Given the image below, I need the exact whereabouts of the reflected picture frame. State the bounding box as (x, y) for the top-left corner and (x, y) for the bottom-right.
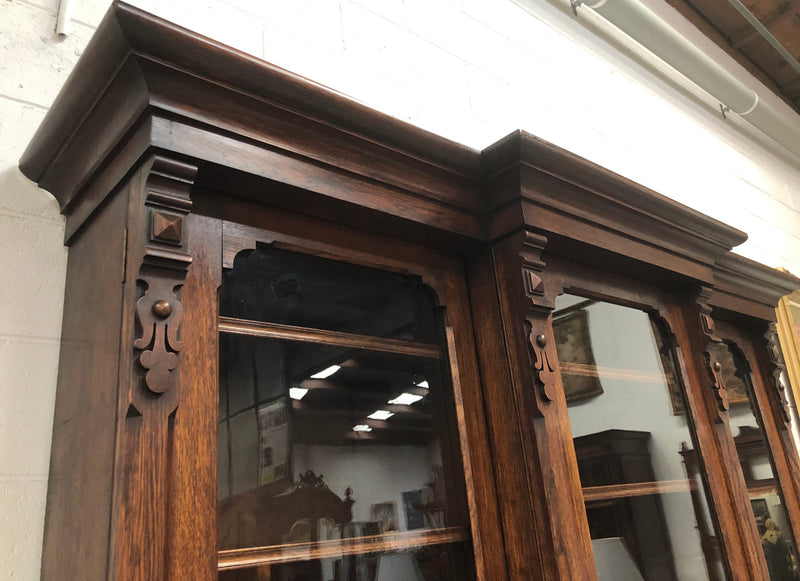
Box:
(552, 309), (604, 403)
(777, 291), (800, 418)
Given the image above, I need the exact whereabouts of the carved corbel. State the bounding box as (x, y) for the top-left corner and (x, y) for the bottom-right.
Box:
(696, 286), (731, 419)
(764, 323), (791, 424)
(519, 231), (558, 411)
(132, 156), (197, 409)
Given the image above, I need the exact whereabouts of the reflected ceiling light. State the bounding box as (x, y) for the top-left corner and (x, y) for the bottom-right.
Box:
(353, 424), (372, 432)
(415, 380), (429, 389)
(367, 410), (394, 420)
(388, 393), (423, 405)
(289, 387), (308, 400)
(310, 365), (340, 379)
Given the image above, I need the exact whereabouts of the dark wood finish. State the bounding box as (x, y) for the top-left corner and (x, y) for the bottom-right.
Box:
(218, 317), (441, 359)
(23, 2), (800, 580)
(697, 286), (734, 417)
(164, 192), (221, 579)
(111, 155), (213, 580)
(214, 202), (504, 581)
(785, 75), (800, 97)
(481, 131), (746, 284)
(219, 527), (469, 570)
(547, 257), (769, 579)
(20, 3), (483, 251)
(718, 321), (800, 561)
(132, 157), (195, 395)
(467, 232), (594, 580)
(582, 479), (695, 502)
(40, 183), (129, 581)
(764, 323), (793, 424)
(438, 266), (509, 581)
(675, 289), (771, 579)
(711, 253), (800, 321)
(731, 1), (800, 48)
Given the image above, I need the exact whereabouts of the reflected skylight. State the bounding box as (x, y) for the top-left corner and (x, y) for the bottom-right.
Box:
(388, 393), (423, 405)
(310, 365), (340, 379)
(289, 387), (308, 400)
(367, 410), (394, 420)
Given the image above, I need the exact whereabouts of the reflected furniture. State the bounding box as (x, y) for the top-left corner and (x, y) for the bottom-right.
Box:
(574, 430), (676, 581)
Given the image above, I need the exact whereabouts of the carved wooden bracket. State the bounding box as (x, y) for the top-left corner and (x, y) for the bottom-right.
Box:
(764, 323), (791, 424)
(133, 156), (197, 401)
(520, 231), (551, 311)
(135, 257), (190, 395)
(527, 327), (557, 403)
(519, 231), (558, 410)
(696, 286), (730, 418)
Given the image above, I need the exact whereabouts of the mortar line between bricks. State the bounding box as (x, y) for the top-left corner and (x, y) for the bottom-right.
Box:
(7, 0), (57, 17)
(8, 0), (101, 31)
(0, 332), (61, 344)
(0, 207), (65, 225)
(0, 474), (49, 482)
(0, 94), (49, 112)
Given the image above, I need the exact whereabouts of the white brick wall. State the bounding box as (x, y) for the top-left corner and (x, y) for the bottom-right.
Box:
(2, 0), (799, 577)
(1, 2), (71, 577)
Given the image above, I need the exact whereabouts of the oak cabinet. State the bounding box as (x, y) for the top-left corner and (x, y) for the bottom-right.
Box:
(21, 3), (800, 580)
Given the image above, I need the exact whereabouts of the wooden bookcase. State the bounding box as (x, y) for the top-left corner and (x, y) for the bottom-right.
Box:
(20, 3), (800, 580)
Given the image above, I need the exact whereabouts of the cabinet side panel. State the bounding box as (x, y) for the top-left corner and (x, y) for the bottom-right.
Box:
(41, 187), (129, 580)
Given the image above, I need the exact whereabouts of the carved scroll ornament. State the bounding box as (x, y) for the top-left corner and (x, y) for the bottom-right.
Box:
(527, 327), (557, 402)
(132, 156), (197, 400)
(135, 268), (185, 394)
(765, 323), (791, 424)
(697, 287), (730, 418)
(519, 231), (558, 410)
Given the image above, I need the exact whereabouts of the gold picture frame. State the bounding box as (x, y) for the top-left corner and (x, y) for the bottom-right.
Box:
(776, 290), (800, 414)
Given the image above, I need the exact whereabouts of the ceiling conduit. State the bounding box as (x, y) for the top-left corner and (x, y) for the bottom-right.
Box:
(564, 0), (800, 160)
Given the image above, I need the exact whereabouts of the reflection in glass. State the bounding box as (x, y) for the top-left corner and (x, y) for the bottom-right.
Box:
(219, 543), (463, 581)
(217, 247), (473, 581)
(220, 247), (438, 344)
(712, 343), (800, 580)
(553, 294), (725, 581)
(218, 338), (450, 546)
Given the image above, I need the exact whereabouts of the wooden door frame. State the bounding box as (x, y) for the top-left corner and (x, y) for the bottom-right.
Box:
(216, 194), (508, 581)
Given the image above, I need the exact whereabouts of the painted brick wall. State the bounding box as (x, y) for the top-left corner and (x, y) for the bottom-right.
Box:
(2, 0), (799, 578)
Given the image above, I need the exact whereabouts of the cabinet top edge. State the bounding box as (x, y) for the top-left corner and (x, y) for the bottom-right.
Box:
(19, 0), (795, 307)
(19, 1), (482, 189)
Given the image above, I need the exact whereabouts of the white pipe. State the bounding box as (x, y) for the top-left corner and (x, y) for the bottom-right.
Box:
(577, 0), (800, 161)
(56, 0), (73, 37)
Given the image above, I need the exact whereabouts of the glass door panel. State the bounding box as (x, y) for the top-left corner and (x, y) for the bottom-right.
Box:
(553, 294), (726, 581)
(712, 342), (800, 580)
(217, 246), (474, 581)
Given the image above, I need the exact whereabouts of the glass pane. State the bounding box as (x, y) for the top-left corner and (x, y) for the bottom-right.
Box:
(218, 337), (462, 548)
(712, 343), (800, 580)
(220, 247), (438, 344)
(218, 336), (472, 578)
(218, 246), (473, 580)
(219, 540), (473, 581)
(553, 294), (725, 581)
